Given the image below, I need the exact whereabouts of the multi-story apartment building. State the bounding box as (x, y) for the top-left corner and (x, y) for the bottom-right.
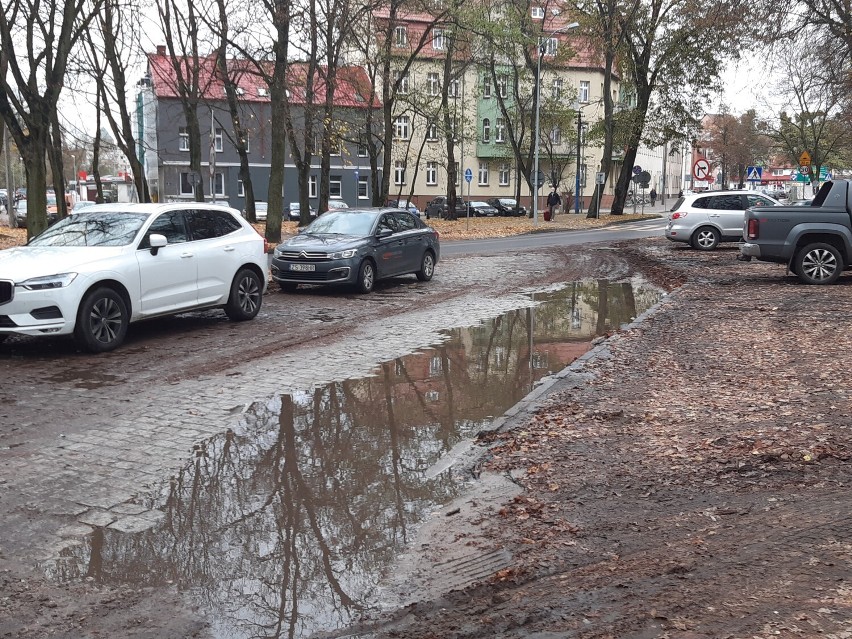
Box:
(137, 47), (381, 209)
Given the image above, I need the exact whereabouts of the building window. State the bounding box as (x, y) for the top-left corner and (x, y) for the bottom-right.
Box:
(214, 127), (224, 152)
(238, 180), (245, 197)
(498, 75), (508, 98)
(393, 70), (409, 95)
(394, 115), (410, 140)
(482, 118), (491, 143)
(545, 37), (558, 56)
(426, 161), (437, 185)
(499, 163), (510, 186)
(330, 176), (342, 198)
(426, 121), (438, 141)
(309, 175), (317, 198)
(394, 161), (406, 185)
(358, 135), (368, 157)
(453, 161), (459, 186)
(482, 76), (491, 98)
(550, 126), (562, 145)
(531, 6), (544, 18)
(449, 78), (460, 98)
(579, 80), (590, 103)
(213, 172), (225, 196)
(179, 127), (189, 151)
(358, 175), (369, 199)
(433, 28), (446, 50)
(427, 72), (440, 96)
(478, 161), (489, 185)
(179, 172), (194, 195)
(496, 117), (505, 142)
(551, 77), (563, 99)
(394, 25), (408, 46)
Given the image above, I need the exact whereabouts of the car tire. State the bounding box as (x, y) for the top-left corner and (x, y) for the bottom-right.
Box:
(225, 268), (263, 320)
(794, 242), (843, 285)
(691, 226), (720, 250)
(74, 286), (129, 353)
(278, 282), (298, 293)
(416, 251), (436, 282)
(356, 260), (375, 294)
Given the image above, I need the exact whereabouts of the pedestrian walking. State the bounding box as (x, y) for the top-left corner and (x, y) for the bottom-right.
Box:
(649, 187), (657, 207)
(546, 189), (561, 221)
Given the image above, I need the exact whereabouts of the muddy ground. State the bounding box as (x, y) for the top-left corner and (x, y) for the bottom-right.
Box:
(3, 237), (852, 638)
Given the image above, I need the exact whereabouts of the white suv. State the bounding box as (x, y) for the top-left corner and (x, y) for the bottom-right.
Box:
(0, 203), (267, 352)
(666, 191), (780, 250)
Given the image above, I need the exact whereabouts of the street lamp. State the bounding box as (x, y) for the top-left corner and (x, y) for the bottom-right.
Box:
(532, 21), (579, 226)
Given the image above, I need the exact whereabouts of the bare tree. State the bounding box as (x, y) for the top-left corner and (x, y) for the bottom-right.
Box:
(0, 0), (103, 237)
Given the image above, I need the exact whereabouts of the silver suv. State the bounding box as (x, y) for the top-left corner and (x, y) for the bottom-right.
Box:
(666, 191), (780, 250)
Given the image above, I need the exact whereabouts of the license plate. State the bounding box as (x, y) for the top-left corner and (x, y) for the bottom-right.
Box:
(290, 263), (316, 272)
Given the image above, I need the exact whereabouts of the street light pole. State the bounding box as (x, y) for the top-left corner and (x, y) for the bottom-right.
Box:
(532, 21), (579, 226)
(575, 109), (582, 214)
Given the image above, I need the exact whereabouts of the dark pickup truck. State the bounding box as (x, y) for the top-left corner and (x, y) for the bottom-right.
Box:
(740, 180), (852, 284)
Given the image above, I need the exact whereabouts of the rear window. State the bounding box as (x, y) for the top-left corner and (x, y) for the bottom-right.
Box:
(669, 197), (685, 211)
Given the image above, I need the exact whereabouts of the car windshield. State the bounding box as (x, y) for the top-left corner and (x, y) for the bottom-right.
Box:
(471, 201), (489, 207)
(28, 211), (149, 247)
(304, 211), (376, 235)
(499, 199), (516, 206)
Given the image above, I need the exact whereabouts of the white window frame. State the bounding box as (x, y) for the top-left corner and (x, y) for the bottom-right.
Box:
(426, 121), (438, 141)
(358, 175), (369, 199)
(545, 37), (558, 56)
(498, 75), (508, 98)
(394, 160), (406, 185)
(213, 172), (225, 196)
(496, 117), (505, 142)
(179, 127), (189, 152)
(426, 161), (438, 185)
(179, 172), (194, 195)
(214, 127), (224, 152)
(394, 115), (410, 140)
(449, 78), (460, 98)
(309, 175), (318, 198)
(238, 180), (245, 197)
(579, 80), (590, 103)
(551, 78), (563, 99)
(482, 118), (491, 143)
(478, 161), (489, 186)
(482, 76), (491, 98)
(433, 28), (446, 50)
(393, 70), (409, 95)
(550, 126), (562, 145)
(499, 163), (510, 186)
(329, 176), (342, 198)
(531, 6), (544, 18)
(427, 72), (440, 96)
(394, 25), (408, 46)
(358, 135), (368, 157)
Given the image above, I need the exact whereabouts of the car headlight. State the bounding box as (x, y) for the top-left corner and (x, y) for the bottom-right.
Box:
(328, 249), (357, 259)
(21, 273), (78, 290)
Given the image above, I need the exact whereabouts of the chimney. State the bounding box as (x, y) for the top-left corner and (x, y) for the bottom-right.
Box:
(157, 45), (166, 56)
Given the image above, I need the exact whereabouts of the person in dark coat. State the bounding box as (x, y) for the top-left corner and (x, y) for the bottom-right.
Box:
(649, 187), (657, 206)
(546, 189), (561, 221)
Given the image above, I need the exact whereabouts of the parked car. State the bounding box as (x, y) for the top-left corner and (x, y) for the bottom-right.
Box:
(72, 200), (97, 212)
(284, 202), (317, 222)
(270, 208), (440, 294)
(14, 198), (60, 228)
(0, 203), (267, 352)
(468, 201), (499, 217)
(322, 200), (350, 213)
(791, 198), (814, 206)
(665, 190), (781, 250)
(487, 198), (527, 217)
(425, 196), (467, 219)
(388, 199), (421, 218)
(243, 201), (268, 221)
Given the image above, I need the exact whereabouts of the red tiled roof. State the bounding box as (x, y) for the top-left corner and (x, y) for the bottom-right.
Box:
(147, 53), (378, 109)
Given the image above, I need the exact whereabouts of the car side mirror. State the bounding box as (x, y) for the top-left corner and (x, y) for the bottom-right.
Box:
(377, 228), (394, 238)
(149, 233), (167, 256)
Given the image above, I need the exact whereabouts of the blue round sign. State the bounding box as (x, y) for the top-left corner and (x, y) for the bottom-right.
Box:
(464, 168), (473, 183)
(632, 165), (642, 175)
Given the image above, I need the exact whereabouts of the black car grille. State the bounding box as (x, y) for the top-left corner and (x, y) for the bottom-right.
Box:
(285, 271), (344, 282)
(0, 315), (17, 327)
(0, 281), (12, 305)
(278, 251), (329, 261)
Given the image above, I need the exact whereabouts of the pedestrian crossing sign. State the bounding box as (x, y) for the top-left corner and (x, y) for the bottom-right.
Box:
(746, 166), (763, 181)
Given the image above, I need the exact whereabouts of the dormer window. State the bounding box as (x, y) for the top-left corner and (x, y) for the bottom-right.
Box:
(531, 6), (544, 18)
(394, 26), (408, 46)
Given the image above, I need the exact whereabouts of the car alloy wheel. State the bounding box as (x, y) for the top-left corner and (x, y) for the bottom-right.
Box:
(225, 268), (263, 320)
(796, 243), (842, 285)
(74, 287), (129, 353)
(357, 260), (375, 293)
(691, 226), (720, 250)
(416, 251), (435, 281)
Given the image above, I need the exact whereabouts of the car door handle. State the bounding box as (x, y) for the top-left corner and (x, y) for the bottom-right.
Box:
(223, 246), (235, 252)
(180, 252), (194, 259)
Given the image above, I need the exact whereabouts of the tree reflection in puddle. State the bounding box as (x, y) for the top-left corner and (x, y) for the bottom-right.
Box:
(44, 279), (661, 637)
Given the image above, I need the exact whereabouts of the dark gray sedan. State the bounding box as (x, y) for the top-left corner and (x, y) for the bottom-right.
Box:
(270, 208), (440, 293)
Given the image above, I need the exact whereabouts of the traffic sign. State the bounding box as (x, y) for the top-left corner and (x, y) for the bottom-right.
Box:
(799, 151), (812, 167)
(596, 172), (606, 185)
(800, 164), (810, 174)
(746, 166), (763, 181)
(692, 158), (710, 181)
(464, 168), (473, 183)
(632, 165), (642, 175)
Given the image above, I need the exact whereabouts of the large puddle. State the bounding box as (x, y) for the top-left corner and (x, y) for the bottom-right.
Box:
(44, 279), (662, 637)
